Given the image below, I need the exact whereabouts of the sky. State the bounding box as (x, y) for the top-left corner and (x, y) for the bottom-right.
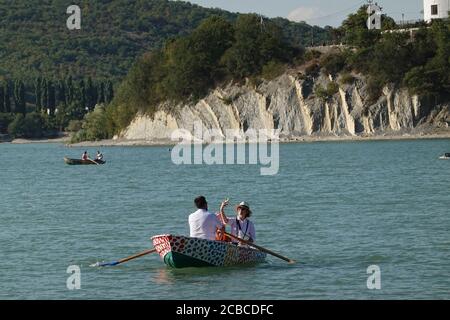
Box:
(180, 0), (425, 27)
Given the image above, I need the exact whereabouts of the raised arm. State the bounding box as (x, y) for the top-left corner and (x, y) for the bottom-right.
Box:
(218, 199), (229, 225)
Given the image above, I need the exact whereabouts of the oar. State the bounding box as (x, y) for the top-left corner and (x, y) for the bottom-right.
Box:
(223, 232), (295, 264)
(97, 248), (157, 267)
(88, 158), (99, 166)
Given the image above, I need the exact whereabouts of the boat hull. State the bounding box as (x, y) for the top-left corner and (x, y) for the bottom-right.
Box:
(152, 235), (266, 268)
(64, 157), (106, 165)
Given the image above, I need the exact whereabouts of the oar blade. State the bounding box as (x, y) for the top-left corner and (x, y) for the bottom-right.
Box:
(93, 248), (156, 268)
(95, 261), (119, 267)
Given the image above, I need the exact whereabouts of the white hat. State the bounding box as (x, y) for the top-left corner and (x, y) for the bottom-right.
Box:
(237, 201), (252, 214)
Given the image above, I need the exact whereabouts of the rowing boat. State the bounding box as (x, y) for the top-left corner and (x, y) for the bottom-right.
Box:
(151, 234), (266, 268)
(64, 157), (106, 165)
(439, 153), (450, 160)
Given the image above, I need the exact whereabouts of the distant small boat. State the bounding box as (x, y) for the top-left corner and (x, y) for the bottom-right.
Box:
(151, 234), (266, 268)
(439, 153), (450, 160)
(64, 157), (106, 165)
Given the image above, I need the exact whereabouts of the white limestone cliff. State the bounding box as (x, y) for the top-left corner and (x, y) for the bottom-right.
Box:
(120, 73), (450, 142)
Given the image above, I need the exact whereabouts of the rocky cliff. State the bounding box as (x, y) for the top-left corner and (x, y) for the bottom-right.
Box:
(119, 72), (450, 142)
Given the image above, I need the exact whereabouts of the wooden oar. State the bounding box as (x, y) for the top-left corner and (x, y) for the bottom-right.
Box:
(97, 248), (157, 267)
(223, 232), (295, 264)
(88, 158), (99, 166)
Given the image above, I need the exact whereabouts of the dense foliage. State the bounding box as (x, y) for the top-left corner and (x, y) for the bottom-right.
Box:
(0, 0), (330, 82)
(317, 6), (450, 101)
(104, 8), (450, 140)
(2, 2), (448, 142)
(0, 76), (113, 137)
(0, 0), (332, 141)
(106, 14), (301, 135)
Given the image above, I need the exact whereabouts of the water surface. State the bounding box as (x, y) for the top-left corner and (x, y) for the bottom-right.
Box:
(0, 140), (449, 299)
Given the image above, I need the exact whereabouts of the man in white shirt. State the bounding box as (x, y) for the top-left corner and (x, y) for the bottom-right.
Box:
(189, 196), (222, 240)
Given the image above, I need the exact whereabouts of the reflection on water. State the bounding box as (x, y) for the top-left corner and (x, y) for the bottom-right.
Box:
(151, 262), (270, 285)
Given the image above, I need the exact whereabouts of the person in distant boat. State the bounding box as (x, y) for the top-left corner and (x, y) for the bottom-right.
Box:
(218, 200), (256, 244)
(82, 151), (89, 161)
(96, 151), (104, 161)
(189, 196), (223, 241)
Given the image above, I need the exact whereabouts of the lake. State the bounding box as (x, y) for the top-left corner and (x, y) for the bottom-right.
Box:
(0, 139), (449, 299)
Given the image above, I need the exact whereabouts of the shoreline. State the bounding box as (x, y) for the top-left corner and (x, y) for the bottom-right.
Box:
(3, 131), (450, 147)
(9, 137), (71, 144)
(61, 132), (450, 147)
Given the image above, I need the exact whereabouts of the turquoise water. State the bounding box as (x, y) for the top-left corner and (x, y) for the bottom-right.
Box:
(0, 140), (449, 299)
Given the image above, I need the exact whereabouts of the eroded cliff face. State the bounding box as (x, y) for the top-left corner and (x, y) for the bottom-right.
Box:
(120, 73), (450, 142)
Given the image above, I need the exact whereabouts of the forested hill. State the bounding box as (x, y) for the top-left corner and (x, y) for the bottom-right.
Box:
(0, 0), (330, 81)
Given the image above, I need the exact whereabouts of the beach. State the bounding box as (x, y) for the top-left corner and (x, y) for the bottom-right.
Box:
(36, 129), (450, 147)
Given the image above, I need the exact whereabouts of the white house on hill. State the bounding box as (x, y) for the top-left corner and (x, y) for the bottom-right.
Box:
(424, 0), (449, 22)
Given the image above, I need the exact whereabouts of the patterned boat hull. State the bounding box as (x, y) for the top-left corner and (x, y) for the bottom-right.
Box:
(151, 235), (266, 268)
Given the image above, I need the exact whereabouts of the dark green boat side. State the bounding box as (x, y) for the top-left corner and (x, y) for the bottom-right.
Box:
(163, 251), (214, 268)
(64, 157), (106, 165)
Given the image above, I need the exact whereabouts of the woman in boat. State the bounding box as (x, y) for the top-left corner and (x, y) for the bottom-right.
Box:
(217, 200), (256, 244)
(82, 151), (89, 161)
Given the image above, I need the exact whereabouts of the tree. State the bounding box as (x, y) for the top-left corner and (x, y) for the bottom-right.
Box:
(320, 51), (348, 75)
(71, 105), (109, 142)
(65, 76), (74, 106)
(86, 77), (97, 111)
(97, 82), (105, 104)
(3, 81), (11, 113)
(8, 114), (25, 137)
(370, 32), (412, 83)
(13, 80), (26, 115)
(78, 79), (87, 112)
(47, 80), (56, 116)
(0, 113), (14, 133)
(57, 80), (66, 108)
(221, 14), (287, 79)
(41, 78), (48, 111)
(35, 77), (42, 112)
(340, 6), (381, 48)
(0, 84), (4, 113)
(104, 80), (114, 104)
(162, 15), (235, 100)
(427, 20), (450, 94)
(23, 112), (44, 138)
(81, 105), (109, 140)
(404, 21), (450, 96)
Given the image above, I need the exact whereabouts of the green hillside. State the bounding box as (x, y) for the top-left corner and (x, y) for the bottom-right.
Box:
(0, 0), (330, 81)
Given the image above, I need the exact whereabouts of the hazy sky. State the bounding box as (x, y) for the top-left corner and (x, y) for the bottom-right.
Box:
(180, 0), (425, 27)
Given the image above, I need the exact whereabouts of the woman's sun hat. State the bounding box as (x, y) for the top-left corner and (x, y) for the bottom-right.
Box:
(236, 201), (252, 214)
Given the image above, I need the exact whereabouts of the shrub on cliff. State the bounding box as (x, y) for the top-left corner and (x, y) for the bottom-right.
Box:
(339, 73), (355, 85)
(261, 61), (287, 80)
(315, 82), (339, 101)
(320, 52), (348, 76)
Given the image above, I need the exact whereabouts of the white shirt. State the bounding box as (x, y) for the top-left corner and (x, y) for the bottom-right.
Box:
(225, 217), (256, 242)
(189, 209), (222, 241)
